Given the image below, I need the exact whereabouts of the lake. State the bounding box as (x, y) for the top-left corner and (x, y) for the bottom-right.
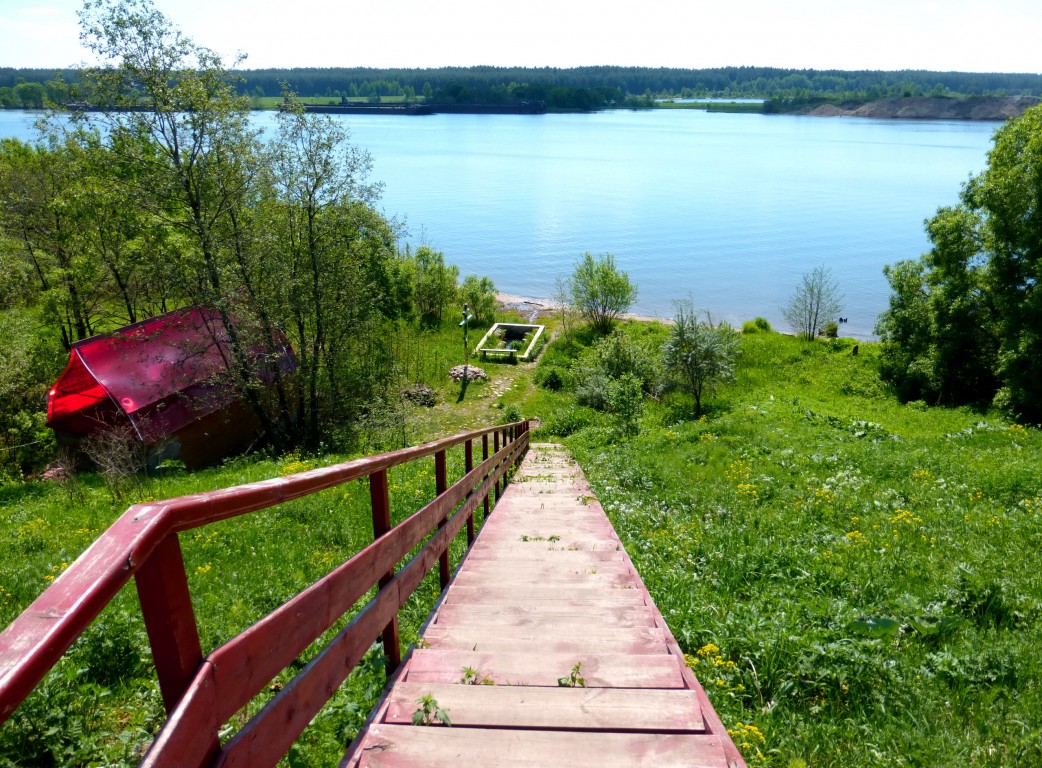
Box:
(1, 109), (999, 338)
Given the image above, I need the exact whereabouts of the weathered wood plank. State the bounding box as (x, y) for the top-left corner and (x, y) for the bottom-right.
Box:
(382, 683), (705, 731)
(433, 602), (659, 628)
(402, 649), (686, 688)
(442, 584), (646, 605)
(420, 626), (668, 654)
(350, 726), (731, 768)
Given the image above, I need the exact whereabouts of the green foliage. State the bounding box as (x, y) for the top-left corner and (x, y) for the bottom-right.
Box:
(562, 330), (1042, 767)
(660, 301), (739, 417)
(459, 274), (497, 325)
(567, 252), (637, 334)
(412, 694), (451, 726)
(742, 317), (773, 334)
(572, 328), (658, 411)
(533, 364), (566, 391)
(606, 374), (644, 436)
(0, 310), (63, 480)
(782, 265), (843, 339)
(410, 245), (460, 322)
(877, 106), (1042, 417)
(557, 662), (586, 688)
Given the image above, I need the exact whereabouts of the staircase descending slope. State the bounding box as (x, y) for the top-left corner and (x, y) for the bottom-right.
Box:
(343, 443), (745, 768)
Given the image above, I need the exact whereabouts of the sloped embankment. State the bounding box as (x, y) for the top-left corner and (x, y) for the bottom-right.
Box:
(811, 95), (1040, 120)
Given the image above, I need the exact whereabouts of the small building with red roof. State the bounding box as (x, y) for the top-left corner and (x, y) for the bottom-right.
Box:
(47, 306), (295, 468)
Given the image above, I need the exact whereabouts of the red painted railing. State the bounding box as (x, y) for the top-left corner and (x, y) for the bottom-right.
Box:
(0, 420), (530, 766)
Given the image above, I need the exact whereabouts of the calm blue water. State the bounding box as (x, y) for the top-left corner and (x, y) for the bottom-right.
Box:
(1, 109), (998, 338)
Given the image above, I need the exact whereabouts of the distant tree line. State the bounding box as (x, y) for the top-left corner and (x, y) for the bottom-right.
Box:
(3, 65), (1040, 111)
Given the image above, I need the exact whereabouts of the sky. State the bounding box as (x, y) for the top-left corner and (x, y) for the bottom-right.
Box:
(1, 0), (1040, 74)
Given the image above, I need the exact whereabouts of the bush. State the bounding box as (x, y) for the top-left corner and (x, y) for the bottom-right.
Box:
(742, 317), (773, 334)
(823, 320), (839, 338)
(572, 330), (658, 411)
(534, 364), (566, 391)
(567, 252), (637, 334)
(540, 406), (594, 437)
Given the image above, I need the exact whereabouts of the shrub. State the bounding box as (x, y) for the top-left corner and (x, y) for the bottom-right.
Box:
(534, 365), (566, 391)
(742, 317), (773, 334)
(540, 406), (594, 437)
(823, 320), (839, 338)
(567, 252), (637, 334)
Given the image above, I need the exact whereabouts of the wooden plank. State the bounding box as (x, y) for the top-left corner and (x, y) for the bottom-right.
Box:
(421, 626), (668, 655)
(433, 602), (658, 628)
(442, 585), (646, 605)
(402, 650), (686, 688)
(382, 683), (705, 732)
(350, 726), (730, 768)
(463, 549), (628, 563)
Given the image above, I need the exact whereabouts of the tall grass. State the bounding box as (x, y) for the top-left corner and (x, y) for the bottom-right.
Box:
(4, 324), (1041, 766)
(558, 332), (1042, 766)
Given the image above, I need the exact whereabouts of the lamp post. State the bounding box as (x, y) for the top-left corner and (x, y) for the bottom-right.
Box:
(459, 303), (474, 379)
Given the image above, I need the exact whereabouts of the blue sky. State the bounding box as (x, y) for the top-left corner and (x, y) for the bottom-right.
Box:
(1, 0), (1040, 73)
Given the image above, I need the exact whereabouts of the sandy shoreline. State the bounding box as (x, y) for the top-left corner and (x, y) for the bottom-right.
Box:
(495, 292), (668, 324)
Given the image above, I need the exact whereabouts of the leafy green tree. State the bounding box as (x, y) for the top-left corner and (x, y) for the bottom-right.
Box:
(782, 265), (843, 339)
(459, 274), (497, 325)
(878, 104), (1042, 417)
(970, 105), (1042, 420)
(661, 300), (739, 417)
(567, 252), (637, 334)
(411, 245), (459, 321)
(75, 0), (288, 441)
(0, 137), (101, 347)
(13, 82), (46, 109)
(607, 373), (643, 436)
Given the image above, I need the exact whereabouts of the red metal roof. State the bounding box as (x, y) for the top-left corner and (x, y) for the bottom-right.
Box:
(47, 307), (293, 444)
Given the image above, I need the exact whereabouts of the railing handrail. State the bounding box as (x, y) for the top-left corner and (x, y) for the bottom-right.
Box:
(0, 420), (530, 750)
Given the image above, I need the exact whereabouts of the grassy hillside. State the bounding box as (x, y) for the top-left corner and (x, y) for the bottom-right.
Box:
(2, 319), (1040, 766)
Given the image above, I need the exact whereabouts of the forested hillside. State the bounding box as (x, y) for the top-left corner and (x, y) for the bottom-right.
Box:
(3, 64), (1040, 110)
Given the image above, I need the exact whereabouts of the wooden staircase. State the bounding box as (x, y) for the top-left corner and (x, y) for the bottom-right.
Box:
(343, 443), (744, 767)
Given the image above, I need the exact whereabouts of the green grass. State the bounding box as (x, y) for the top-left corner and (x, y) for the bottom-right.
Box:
(554, 331), (1042, 766)
(4, 321), (1041, 766)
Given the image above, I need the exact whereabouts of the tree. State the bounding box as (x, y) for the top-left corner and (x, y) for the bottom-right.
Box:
(459, 274), (497, 325)
(878, 103), (1042, 419)
(411, 245), (458, 321)
(661, 301), (739, 418)
(13, 82), (46, 109)
(568, 252), (637, 334)
(782, 265), (843, 339)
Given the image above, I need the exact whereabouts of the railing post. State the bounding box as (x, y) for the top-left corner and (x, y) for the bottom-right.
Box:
(493, 429), (502, 503)
(135, 533), (207, 715)
(464, 438), (475, 544)
(482, 434), (490, 521)
(369, 469), (401, 673)
(435, 449), (450, 589)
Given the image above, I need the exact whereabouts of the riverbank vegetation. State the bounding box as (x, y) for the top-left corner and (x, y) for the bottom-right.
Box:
(4, 63), (1040, 113)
